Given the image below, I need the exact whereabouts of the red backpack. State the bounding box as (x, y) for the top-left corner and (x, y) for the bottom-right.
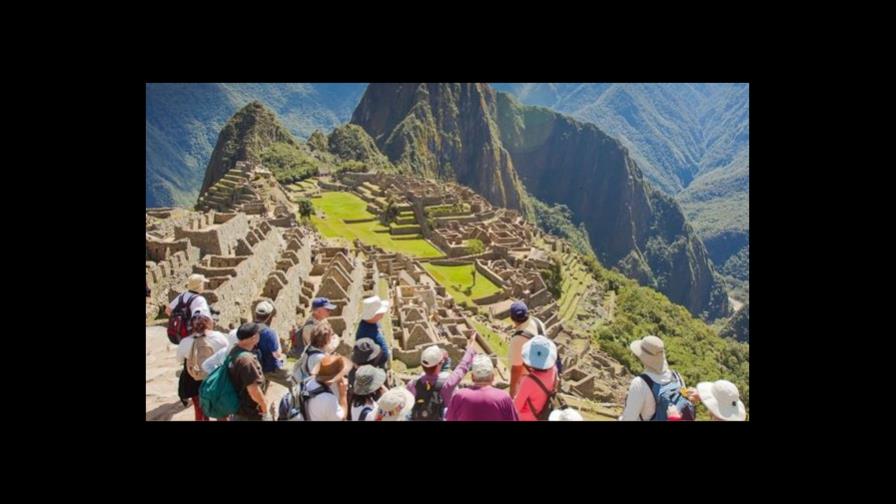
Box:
(166, 293), (197, 344)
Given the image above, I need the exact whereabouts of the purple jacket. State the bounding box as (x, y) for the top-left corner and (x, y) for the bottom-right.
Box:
(406, 346), (475, 405)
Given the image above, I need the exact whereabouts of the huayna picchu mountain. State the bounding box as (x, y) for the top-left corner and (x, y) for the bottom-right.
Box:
(351, 83), (730, 320)
(200, 101), (309, 194)
(350, 83), (530, 215)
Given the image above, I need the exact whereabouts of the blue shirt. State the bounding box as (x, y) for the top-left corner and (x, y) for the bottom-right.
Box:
(355, 320), (390, 364)
(257, 325), (282, 373)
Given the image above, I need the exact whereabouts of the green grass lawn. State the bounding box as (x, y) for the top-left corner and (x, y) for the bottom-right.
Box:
(422, 263), (503, 306)
(310, 192), (443, 258)
(471, 319), (508, 357)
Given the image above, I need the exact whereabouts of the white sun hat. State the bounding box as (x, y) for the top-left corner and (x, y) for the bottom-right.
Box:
(696, 380), (746, 421)
(361, 296), (390, 321)
(375, 387), (415, 421)
(521, 335), (557, 370)
(420, 346), (444, 368)
(549, 408), (584, 421)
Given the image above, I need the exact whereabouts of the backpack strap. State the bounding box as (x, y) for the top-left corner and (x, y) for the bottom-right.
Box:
(534, 317), (546, 336)
(301, 382), (334, 421)
(523, 371), (557, 418)
(175, 293), (194, 313)
(359, 406), (373, 421)
(302, 348), (323, 376)
(638, 374), (660, 421)
(512, 329), (536, 339)
(672, 370), (684, 388)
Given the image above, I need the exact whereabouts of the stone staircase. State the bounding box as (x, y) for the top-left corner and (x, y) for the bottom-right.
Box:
(196, 167), (252, 212)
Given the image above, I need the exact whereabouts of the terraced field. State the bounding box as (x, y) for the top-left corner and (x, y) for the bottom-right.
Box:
(422, 263), (503, 306)
(310, 192), (443, 258)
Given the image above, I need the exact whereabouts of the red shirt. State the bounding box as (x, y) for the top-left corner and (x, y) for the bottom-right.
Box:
(513, 367), (558, 421)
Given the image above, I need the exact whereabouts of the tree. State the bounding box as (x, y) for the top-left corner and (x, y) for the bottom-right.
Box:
(467, 238), (485, 255)
(380, 197), (398, 225)
(297, 198), (314, 221)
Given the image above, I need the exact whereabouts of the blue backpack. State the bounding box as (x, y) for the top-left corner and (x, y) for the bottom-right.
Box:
(639, 371), (696, 421)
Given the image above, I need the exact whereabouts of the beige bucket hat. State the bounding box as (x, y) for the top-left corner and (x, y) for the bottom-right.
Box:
(629, 335), (667, 373)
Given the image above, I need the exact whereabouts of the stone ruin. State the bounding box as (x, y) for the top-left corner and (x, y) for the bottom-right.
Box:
(195, 161), (296, 224)
(148, 168), (631, 411)
(146, 207), (315, 346)
(307, 246), (365, 345)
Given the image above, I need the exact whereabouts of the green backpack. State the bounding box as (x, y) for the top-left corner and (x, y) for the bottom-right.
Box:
(199, 350), (250, 419)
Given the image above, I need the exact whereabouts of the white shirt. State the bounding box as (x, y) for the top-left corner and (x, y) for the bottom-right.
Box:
(176, 331), (230, 364)
(168, 291), (209, 315)
(304, 379), (344, 421)
(350, 401), (378, 421)
(201, 330), (241, 374)
(619, 364), (686, 421)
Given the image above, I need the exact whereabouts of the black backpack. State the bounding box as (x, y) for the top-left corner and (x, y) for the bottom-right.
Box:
(410, 374), (447, 421)
(524, 371), (566, 421)
(166, 293), (198, 344)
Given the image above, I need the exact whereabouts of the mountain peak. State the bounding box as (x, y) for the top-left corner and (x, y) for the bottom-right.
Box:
(351, 83), (529, 215)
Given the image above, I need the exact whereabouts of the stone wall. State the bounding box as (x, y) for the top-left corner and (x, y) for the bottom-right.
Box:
(256, 227), (314, 344)
(145, 238), (200, 321)
(474, 259), (508, 288)
(174, 212), (250, 257)
(202, 221), (284, 330)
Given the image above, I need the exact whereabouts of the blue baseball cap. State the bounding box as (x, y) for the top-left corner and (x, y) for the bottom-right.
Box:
(509, 301), (529, 321)
(312, 297), (337, 310)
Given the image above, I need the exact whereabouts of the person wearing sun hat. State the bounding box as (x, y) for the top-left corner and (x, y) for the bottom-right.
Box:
(446, 354), (518, 421)
(619, 335), (693, 421)
(373, 387), (415, 421)
(349, 365), (388, 421)
(165, 273), (210, 319)
(347, 338), (385, 404)
(691, 380), (747, 421)
(513, 335), (560, 421)
(303, 354), (351, 421)
(355, 296), (392, 367)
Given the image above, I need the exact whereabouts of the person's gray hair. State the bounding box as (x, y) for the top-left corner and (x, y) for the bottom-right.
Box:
(472, 370), (495, 384)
